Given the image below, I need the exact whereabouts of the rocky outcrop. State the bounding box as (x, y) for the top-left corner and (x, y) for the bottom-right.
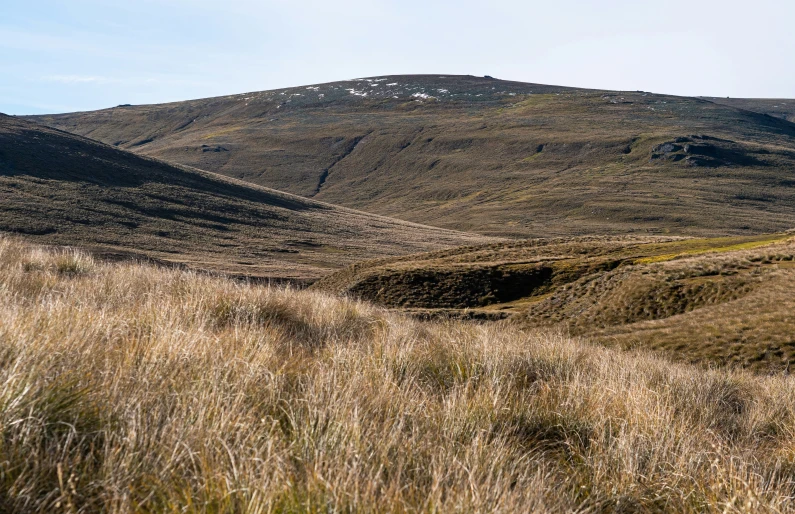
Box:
(651, 135), (765, 167)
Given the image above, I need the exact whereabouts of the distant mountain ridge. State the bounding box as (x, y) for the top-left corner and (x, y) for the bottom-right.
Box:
(704, 97), (795, 123)
(26, 74), (795, 238)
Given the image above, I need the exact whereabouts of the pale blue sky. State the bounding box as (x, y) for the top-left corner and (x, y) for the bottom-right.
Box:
(2, 0), (793, 114)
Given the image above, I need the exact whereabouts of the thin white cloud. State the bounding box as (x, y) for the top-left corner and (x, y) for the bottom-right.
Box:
(43, 74), (119, 84)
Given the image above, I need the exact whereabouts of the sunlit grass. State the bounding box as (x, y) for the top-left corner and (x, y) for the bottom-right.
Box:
(633, 233), (792, 264)
(2, 237), (795, 512)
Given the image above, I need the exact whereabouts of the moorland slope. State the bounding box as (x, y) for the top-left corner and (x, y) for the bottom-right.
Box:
(28, 75), (795, 237)
(0, 114), (488, 280)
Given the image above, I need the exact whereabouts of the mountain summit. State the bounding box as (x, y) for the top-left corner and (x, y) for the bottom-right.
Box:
(28, 75), (795, 238)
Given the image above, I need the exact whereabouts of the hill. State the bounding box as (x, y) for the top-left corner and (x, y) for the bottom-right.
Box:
(27, 75), (795, 238)
(3, 237), (795, 512)
(313, 232), (795, 372)
(0, 114), (489, 280)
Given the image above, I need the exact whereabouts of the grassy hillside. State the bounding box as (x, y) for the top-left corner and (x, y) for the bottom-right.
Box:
(0, 114), (489, 280)
(4, 237), (795, 512)
(314, 232), (795, 371)
(28, 75), (795, 238)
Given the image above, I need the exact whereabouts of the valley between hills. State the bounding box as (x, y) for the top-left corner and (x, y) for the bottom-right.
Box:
(6, 74), (795, 512)
(0, 113), (489, 281)
(6, 74), (795, 372)
(14, 74), (795, 372)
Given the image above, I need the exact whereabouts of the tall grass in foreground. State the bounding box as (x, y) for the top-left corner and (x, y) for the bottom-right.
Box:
(0, 238), (795, 512)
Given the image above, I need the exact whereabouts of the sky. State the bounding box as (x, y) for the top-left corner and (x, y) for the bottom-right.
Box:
(2, 0), (794, 115)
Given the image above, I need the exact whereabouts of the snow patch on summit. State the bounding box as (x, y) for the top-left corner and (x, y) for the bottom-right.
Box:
(412, 92), (435, 100)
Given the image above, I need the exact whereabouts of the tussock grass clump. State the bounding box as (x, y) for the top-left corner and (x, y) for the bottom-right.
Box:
(2, 238), (795, 512)
(53, 250), (95, 275)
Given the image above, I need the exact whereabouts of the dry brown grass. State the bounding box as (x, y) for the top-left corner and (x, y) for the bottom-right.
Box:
(3, 237), (795, 512)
